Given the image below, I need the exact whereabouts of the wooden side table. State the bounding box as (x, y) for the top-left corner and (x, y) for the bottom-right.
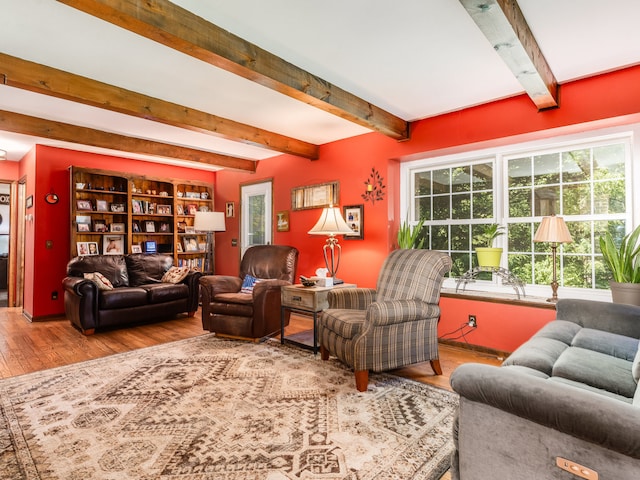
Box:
(280, 283), (356, 354)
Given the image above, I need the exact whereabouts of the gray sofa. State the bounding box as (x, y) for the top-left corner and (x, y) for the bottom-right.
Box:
(450, 299), (640, 480)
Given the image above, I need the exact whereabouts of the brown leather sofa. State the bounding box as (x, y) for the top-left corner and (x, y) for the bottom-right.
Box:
(200, 245), (298, 341)
(63, 254), (202, 335)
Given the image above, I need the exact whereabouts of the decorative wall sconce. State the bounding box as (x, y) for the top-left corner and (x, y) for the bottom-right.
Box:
(361, 167), (385, 204)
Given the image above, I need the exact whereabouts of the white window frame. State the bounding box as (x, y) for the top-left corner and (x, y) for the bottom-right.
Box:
(401, 123), (640, 302)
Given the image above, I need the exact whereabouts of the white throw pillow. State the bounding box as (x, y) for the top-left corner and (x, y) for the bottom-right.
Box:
(83, 272), (114, 290)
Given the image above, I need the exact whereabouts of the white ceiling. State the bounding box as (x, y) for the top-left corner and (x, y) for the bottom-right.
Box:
(1, 0), (639, 169)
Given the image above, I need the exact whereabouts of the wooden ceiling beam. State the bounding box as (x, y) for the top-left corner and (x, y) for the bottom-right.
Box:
(0, 53), (317, 160)
(56, 0), (410, 140)
(0, 110), (256, 172)
(459, 0), (558, 110)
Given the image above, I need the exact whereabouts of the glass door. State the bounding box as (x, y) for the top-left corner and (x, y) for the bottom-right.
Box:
(240, 180), (272, 257)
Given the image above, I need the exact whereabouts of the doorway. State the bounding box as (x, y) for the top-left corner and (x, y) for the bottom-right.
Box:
(240, 180), (273, 257)
(0, 183), (9, 307)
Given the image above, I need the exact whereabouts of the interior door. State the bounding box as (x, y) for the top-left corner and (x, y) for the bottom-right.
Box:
(240, 180), (273, 257)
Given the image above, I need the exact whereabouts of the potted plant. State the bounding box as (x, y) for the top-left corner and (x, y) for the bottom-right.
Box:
(397, 215), (425, 249)
(474, 224), (505, 268)
(600, 224), (640, 305)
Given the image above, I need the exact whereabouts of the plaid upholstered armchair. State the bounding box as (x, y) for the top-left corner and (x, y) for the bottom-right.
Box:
(318, 249), (452, 391)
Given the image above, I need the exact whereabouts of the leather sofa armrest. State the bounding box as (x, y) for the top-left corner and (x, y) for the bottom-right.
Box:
(451, 363), (640, 459)
(62, 276), (99, 333)
(182, 271), (203, 313)
(327, 288), (377, 310)
(366, 299), (440, 326)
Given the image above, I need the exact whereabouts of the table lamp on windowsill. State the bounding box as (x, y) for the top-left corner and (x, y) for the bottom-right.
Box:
(194, 211), (226, 274)
(533, 215), (573, 302)
(308, 206), (354, 284)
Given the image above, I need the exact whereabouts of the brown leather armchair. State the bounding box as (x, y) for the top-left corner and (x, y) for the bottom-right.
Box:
(200, 245), (299, 340)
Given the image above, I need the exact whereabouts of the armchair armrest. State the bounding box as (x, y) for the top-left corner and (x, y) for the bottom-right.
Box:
(328, 288), (376, 310)
(451, 363), (640, 459)
(199, 275), (242, 304)
(366, 299), (440, 326)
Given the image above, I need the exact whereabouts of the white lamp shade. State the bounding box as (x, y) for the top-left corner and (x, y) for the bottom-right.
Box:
(308, 207), (354, 235)
(534, 215), (573, 243)
(194, 211), (226, 232)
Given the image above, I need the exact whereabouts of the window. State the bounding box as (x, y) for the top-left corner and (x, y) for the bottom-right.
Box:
(402, 128), (634, 299)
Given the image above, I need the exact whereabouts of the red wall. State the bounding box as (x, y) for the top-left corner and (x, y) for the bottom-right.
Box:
(27, 145), (215, 319)
(214, 64), (640, 352)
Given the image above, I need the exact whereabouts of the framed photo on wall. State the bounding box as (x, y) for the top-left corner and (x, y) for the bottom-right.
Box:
(343, 204), (364, 240)
(226, 202), (235, 218)
(276, 210), (289, 232)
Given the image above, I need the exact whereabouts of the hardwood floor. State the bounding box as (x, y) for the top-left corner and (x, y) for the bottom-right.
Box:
(0, 309), (502, 390)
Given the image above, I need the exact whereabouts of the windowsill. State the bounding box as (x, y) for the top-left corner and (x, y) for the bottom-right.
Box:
(441, 288), (557, 309)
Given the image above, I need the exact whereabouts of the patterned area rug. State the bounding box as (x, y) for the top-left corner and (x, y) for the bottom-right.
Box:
(0, 335), (458, 479)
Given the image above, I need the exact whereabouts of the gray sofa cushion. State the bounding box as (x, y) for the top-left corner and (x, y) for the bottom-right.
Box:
(572, 328), (638, 361)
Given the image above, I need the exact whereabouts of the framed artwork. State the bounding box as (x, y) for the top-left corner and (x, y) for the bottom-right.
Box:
(131, 244), (142, 254)
(87, 242), (99, 255)
(77, 223), (90, 232)
(159, 222), (171, 233)
(103, 235), (124, 255)
(276, 210), (290, 232)
(76, 242), (90, 256)
(177, 221), (187, 233)
(132, 220), (141, 233)
(183, 236), (198, 252)
(176, 241), (184, 253)
(94, 220), (108, 233)
(26, 195), (33, 209)
(110, 223), (125, 233)
(76, 199), (93, 211)
(291, 181), (339, 210)
(187, 204), (198, 215)
(144, 221), (156, 233)
(96, 199), (109, 212)
(131, 199), (143, 214)
(343, 204), (364, 240)
(226, 202), (235, 218)
(110, 203), (125, 213)
(157, 204), (172, 215)
(176, 204), (184, 215)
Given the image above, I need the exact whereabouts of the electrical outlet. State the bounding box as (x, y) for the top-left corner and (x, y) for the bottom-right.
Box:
(468, 315), (477, 327)
(51, 291), (58, 300)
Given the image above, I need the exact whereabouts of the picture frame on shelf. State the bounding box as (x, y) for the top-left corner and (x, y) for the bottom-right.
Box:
(185, 226), (196, 234)
(77, 223), (91, 232)
(157, 204), (172, 215)
(87, 242), (99, 255)
(103, 235), (124, 255)
(77, 242), (90, 256)
(131, 199), (143, 214)
(76, 199), (93, 211)
(177, 221), (187, 233)
(110, 203), (125, 213)
(96, 199), (109, 212)
(110, 223), (125, 233)
(159, 222), (171, 233)
(343, 204), (364, 240)
(183, 236), (198, 252)
(144, 221), (156, 233)
(198, 242), (207, 252)
(198, 205), (209, 212)
(187, 204), (198, 215)
(132, 220), (141, 233)
(176, 242), (183, 253)
(176, 204), (184, 215)
(131, 244), (142, 254)
(93, 220), (108, 233)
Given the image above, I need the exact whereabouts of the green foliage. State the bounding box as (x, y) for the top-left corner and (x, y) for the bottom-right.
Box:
(599, 225), (640, 283)
(398, 215), (425, 249)
(473, 224), (505, 248)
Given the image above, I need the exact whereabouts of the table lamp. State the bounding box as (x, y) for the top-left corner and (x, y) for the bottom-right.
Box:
(308, 206), (354, 284)
(194, 211), (226, 274)
(533, 215), (573, 302)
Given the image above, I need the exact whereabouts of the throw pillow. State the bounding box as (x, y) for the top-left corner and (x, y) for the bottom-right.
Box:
(240, 274), (263, 294)
(161, 266), (190, 284)
(83, 272), (114, 291)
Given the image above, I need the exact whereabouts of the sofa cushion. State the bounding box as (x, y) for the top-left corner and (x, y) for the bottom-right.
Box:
(161, 266), (190, 284)
(142, 283), (189, 304)
(572, 328), (638, 361)
(83, 272), (114, 290)
(213, 292), (253, 305)
(99, 287), (148, 309)
(67, 254), (129, 287)
(552, 346), (637, 398)
(125, 254), (173, 287)
(502, 336), (570, 376)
